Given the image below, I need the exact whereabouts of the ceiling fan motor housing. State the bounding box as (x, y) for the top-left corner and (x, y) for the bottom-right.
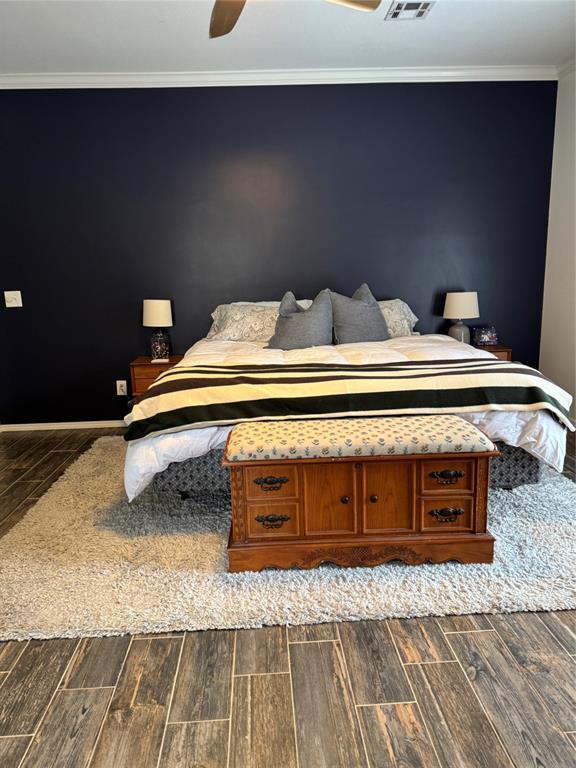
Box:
(385, 2), (435, 20)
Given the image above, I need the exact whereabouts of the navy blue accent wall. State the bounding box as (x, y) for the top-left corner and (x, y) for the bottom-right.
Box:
(0, 82), (556, 423)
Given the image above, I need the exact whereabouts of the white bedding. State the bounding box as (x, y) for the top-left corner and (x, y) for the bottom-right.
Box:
(124, 335), (569, 500)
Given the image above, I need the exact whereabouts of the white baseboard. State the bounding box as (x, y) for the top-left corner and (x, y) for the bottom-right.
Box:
(0, 420), (125, 432)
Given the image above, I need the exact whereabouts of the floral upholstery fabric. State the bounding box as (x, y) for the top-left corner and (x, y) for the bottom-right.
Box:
(225, 415), (495, 462)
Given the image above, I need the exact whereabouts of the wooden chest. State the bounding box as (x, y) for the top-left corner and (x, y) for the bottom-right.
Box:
(224, 451), (497, 572)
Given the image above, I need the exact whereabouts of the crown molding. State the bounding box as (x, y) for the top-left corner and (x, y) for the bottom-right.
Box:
(0, 65), (560, 89)
(557, 59), (575, 79)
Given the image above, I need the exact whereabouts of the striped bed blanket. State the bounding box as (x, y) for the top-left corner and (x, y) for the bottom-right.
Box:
(124, 357), (574, 442)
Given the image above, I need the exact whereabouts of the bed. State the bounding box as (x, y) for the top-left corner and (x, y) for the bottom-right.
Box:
(124, 334), (573, 501)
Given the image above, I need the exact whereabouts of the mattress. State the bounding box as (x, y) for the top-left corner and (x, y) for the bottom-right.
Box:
(124, 335), (571, 500)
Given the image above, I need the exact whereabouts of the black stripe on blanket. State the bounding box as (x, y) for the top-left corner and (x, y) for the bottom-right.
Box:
(124, 385), (569, 441)
(154, 358), (513, 377)
(133, 366), (549, 405)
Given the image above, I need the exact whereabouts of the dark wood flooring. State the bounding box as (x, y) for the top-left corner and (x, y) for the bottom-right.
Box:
(0, 427), (574, 768)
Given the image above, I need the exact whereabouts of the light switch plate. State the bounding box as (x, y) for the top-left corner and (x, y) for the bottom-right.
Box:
(4, 290), (23, 308)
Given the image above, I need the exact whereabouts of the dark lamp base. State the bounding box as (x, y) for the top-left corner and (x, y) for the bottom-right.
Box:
(150, 329), (170, 360)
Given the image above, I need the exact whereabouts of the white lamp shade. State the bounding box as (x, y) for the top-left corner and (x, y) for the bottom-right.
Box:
(443, 292), (479, 320)
(143, 299), (173, 328)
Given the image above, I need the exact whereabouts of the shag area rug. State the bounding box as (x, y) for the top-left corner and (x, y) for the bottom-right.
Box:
(0, 437), (574, 640)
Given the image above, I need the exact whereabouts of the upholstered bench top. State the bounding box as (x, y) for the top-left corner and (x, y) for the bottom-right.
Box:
(225, 415), (495, 462)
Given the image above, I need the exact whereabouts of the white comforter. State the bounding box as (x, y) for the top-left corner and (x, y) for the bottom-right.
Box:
(124, 335), (569, 500)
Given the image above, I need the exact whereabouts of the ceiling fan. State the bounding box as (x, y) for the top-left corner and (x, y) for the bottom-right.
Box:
(209, 0), (381, 39)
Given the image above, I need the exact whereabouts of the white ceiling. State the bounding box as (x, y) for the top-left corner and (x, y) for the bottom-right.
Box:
(0, 0), (574, 83)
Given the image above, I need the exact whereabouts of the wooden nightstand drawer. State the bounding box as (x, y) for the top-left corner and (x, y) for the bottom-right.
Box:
(474, 345), (512, 361)
(130, 355), (183, 396)
(132, 363), (173, 377)
(133, 377), (163, 393)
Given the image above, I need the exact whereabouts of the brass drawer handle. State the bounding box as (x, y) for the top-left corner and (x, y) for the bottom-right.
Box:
(340, 496), (351, 504)
(253, 476), (289, 492)
(429, 469), (465, 485)
(369, 495), (379, 503)
(255, 514), (290, 529)
(429, 507), (464, 523)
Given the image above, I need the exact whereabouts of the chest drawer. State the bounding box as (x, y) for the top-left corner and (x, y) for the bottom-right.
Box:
(421, 459), (474, 493)
(244, 465), (299, 500)
(246, 501), (300, 539)
(420, 497), (474, 532)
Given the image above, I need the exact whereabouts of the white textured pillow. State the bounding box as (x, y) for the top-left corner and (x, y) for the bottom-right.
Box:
(207, 301), (312, 342)
(378, 299), (419, 337)
(206, 298), (417, 341)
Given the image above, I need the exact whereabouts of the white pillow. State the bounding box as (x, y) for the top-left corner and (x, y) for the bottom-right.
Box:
(378, 299), (419, 337)
(207, 301), (312, 342)
(206, 298), (417, 341)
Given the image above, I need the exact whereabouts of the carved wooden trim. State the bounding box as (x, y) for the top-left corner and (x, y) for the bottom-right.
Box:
(300, 544), (425, 567)
(475, 458), (489, 533)
(227, 535), (496, 572)
(230, 467), (245, 542)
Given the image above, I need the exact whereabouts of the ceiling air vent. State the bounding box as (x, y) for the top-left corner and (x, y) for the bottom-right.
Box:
(385, 2), (434, 20)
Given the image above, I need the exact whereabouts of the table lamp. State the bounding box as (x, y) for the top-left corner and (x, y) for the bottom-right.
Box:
(143, 299), (173, 362)
(443, 292), (479, 344)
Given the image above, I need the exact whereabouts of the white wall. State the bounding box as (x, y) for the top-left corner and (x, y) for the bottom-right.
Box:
(540, 65), (576, 412)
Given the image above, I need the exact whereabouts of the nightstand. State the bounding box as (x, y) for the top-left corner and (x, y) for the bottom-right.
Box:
(130, 355), (184, 396)
(474, 345), (512, 362)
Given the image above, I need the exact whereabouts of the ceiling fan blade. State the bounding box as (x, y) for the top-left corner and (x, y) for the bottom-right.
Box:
(209, 0), (247, 38)
(325, 0), (381, 11)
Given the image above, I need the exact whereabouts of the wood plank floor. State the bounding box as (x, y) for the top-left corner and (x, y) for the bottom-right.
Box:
(0, 427), (574, 767)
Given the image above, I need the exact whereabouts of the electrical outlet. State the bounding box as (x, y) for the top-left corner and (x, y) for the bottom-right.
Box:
(116, 380), (127, 396)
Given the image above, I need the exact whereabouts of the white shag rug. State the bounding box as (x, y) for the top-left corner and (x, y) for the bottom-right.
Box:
(0, 437), (574, 641)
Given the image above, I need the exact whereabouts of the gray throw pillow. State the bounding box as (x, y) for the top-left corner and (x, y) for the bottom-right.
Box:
(268, 289), (333, 350)
(330, 283), (390, 344)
